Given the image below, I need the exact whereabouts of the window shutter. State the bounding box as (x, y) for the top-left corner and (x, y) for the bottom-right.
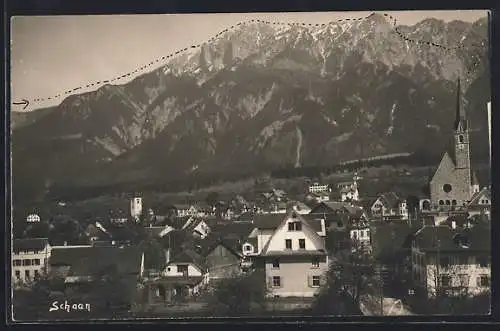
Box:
(307, 275), (312, 288)
(280, 276), (284, 288)
(476, 276), (481, 287)
(268, 277), (273, 288)
(320, 275), (327, 286)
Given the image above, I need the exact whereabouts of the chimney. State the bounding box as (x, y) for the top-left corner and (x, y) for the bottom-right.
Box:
(165, 248), (171, 264)
(487, 101), (491, 163)
(451, 221), (457, 230)
(63, 241), (68, 246)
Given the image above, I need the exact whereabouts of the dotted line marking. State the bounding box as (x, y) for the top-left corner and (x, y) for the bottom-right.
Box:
(27, 12), (487, 105)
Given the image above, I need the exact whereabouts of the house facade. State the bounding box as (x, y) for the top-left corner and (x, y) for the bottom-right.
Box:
(308, 182), (329, 194)
(411, 225), (490, 298)
(244, 209), (329, 298)
(370, 192), (409, 221)
(12, 238), (51, 287)
(204, 240), (243, 280)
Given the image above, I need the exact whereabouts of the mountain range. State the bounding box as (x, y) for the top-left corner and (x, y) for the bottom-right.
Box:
(11, 13), (491, 203)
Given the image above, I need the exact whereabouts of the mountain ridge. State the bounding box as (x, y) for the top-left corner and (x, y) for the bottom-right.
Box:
(11, 13), (490, 203)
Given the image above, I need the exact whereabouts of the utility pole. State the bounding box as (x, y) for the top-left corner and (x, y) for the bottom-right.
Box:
(380, 263), (384, 316)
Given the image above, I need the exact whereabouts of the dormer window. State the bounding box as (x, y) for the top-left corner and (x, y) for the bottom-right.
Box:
(288, 221), (302, 231)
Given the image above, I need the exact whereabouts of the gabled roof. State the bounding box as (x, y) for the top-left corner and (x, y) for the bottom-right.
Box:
(431, 151), (456, 183)
(158, 229), (190, 250)
(171, 215), (194, 229)
(300, 214), (324, 233)
(197, 234), (242, 258)
(253, 213), (285, 229)
(13, 238), (49, 254)
(210, 222), (254, 239)
(376, 192), (402, 209)
(469, 187), (491, 205)
(413, 225), (490, 253)
(50, 246), (143, 276)
(144, 226), (166, 238)
(371, 223), (419, 262)
(261, 210), (326, 255)
(172, 204), (194, 210)
(236, 212), (255, 223)
(168, 249), (207, 271)
(84, 224), (112, 240)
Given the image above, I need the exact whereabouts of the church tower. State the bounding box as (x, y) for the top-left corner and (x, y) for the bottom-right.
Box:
(453, 78), (472, 196)
(428, 77), (475, 209)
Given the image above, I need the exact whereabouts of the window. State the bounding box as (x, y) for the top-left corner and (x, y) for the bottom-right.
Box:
(299, 239), (306, 249)
(34, 270), (40, 278)
(15, 270), (20, 279)
(459, 135), (464, 143)
(477, 257), (489, 268)
(458, 274), (469, 287)
(439, 256), (450, 267)
(272, 276), (281, 287)
(25, 270), (30, 279)
(439, 200), (444, 205)
(478, 275), (490, 287)
(288, 221), (302, 231)
(452, 200), (457, 205)
(272, 259), (280, 269)
(312, 276), (321, 287)
(285, 239), (292, 249)
(443, 184), (452, 193)
(13, 259), (21, 266)
(22, 259), (31, 266)
(177, 265), (188, 273)
(312, 257), (320, 268)
(439, 275), (451, 287)
(445, 200), (451, 205)
(244, 245), (252, 252)
(33, 259), (40, 265)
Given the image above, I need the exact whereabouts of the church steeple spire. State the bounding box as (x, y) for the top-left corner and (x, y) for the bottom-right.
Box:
(454, 76), (467, 131)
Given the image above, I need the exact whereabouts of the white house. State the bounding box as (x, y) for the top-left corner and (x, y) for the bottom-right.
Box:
(411, 225), (490, 298)
(181, 218), (211, 239)
(12, 238), (51, 287)
(130, 196), (143, 220)
(242, 210), (328, 298)
(370, 192), (409, 221)
(467, 186), (491, 218)
(308, 182), (330, 194)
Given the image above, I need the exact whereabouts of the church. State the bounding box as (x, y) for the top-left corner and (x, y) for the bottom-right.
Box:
(421, 78), (480, 212)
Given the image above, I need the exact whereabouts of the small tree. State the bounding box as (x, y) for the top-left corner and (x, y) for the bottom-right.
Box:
(205, 270), (268, 316)
(311, 238), (379, 315)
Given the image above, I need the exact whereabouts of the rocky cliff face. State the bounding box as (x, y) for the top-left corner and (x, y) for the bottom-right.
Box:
(11, 13), (490, 202)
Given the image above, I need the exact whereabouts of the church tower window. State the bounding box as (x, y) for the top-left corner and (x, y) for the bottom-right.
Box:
(443, 184), (452, 193)
(459, 135), (464, 143)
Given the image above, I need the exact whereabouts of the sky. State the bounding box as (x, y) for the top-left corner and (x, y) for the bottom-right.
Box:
(10, 10), (488, 111)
